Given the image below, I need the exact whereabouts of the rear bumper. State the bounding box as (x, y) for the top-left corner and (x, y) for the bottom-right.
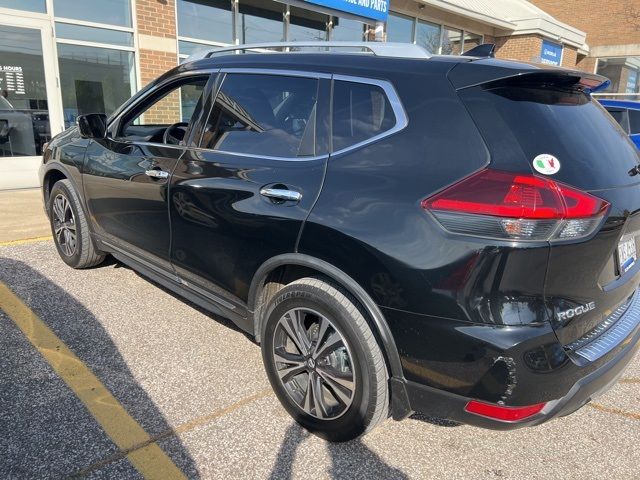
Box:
(395, 320), (640, 429)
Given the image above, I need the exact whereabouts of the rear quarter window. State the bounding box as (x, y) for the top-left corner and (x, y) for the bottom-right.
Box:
(460, 86), (640, 190)
(332, 80), (397, 152)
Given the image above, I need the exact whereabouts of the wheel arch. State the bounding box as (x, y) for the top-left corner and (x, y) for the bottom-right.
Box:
(249, 253), (404, 380)
(42, 163), (76, 210)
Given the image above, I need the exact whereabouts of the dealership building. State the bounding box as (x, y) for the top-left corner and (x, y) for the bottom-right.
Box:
(0, 0), (639, 189)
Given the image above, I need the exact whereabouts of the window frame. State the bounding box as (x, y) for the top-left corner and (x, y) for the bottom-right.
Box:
(111, 71), (215, 147)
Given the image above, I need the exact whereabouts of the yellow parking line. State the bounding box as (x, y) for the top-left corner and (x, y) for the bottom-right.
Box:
(0, 235), (52, 247)
(0, 281), (186, 480)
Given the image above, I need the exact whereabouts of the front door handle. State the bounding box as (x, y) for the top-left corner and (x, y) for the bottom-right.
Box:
(259, 187), (302, 203)
(145, 169), (169, 179)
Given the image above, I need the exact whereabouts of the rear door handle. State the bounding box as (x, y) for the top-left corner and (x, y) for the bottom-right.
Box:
(145, 169), (169, 179)
(259, 187), (302, 202)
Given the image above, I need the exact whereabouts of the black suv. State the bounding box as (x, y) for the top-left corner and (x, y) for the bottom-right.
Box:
(40, 43), (640, 441)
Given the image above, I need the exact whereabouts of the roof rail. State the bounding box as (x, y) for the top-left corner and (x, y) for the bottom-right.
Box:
(185, 42), (431, 62)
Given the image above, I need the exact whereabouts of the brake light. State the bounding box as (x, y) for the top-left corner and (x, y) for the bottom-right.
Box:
(422, 169), (609, 242)
(465, 400), (546, 421)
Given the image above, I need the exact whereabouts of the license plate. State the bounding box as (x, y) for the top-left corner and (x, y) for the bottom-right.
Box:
(617, 237), (637, 274)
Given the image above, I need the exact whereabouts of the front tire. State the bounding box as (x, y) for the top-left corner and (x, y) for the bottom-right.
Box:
(49, 179), (105, 269)
(261, 277), (388, 442)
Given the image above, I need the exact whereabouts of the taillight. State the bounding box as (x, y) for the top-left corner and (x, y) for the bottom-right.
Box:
(465, 400), (547, 421)
(422, 169), (609, 242)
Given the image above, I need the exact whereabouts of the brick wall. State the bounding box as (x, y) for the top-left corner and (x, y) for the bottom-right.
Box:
(136, 0), (176, 38)
(135, 0), (179, 124)
(530, 0), (640, 48)
(494, 35), (544, 64)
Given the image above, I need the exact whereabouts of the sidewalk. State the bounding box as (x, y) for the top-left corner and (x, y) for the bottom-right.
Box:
(0, 189), (51, 243)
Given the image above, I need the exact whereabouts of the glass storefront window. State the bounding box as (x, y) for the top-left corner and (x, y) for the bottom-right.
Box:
(0, 0), (46, 13)
(57, 44), (135, 128)
(441, 27), (462, 55)
(330, 17), (365, 41)
(463, 32), (483, 53)
(53, 0), (131, 27)
(0, 25), (50, 157)
(596, 57), (640, 98)
(177, 0), (233, 44)
(55, 22), (134, 47)
(416, 20), (440, 53)
(386, 13), (413, 43)
(288, 6), (327, 42)
(239, 0), (284, 43)
(178, 40), (215, 58)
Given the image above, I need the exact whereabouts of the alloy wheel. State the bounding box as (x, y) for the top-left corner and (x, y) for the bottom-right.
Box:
(52, 193), (77, 257)
(272, 308), (356, 420)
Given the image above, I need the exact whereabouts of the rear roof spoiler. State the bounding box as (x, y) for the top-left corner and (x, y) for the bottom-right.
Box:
(462, 43), (495, 58)
(448, 59), (610, 94)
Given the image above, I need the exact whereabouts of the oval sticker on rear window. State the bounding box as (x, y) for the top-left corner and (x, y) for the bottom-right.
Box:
(533, 154), (560, 175)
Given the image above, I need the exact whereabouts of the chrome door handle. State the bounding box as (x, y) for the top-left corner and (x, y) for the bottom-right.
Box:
(145, 169), (169, 179)
(259, 188), (302, 202)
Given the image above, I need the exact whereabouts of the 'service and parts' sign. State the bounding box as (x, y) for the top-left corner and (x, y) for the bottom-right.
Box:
(305, 0), (389, 22)
(540, 40), (563, 66)
(0, 65), (26, 95)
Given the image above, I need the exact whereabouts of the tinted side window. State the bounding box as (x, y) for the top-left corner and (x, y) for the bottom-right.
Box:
(201, 73), (318, 157)
(629, 109), (640, 135)
(332, 80), (396, 151)
(605, 108), (629, 133)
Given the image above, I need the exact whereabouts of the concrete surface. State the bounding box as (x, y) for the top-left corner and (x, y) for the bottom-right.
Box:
(0, 188), (50, 243)
(0, 240), (639, 479)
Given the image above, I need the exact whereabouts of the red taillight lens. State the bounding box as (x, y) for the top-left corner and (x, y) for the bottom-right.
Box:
(465, 400), (546, 422)
(422, 169), (609, 241)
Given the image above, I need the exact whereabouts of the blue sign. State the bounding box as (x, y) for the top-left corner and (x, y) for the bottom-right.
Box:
(540, 40), (563, 66)
(304, 0), (389, 22)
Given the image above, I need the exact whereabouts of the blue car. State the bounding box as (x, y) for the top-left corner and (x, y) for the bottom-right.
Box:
(599, 99), (640, 149)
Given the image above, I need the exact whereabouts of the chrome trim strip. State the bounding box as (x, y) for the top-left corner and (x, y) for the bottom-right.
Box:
(189, 146), (328, 162)
(330, 74), (409, 157)
(570, 290), (640, 362)
(179, 279), (236, 310)
(220, 67), (332, 79)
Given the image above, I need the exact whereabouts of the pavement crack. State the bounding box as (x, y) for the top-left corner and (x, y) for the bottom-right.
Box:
(588, 402), (640, 421)
(67, 388), (274, 478)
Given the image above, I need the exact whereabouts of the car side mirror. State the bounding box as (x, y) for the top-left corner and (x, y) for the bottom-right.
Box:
(77, 113), (107, 139)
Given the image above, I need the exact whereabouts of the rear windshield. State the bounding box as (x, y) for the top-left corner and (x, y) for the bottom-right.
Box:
(459, 86), (640, 190)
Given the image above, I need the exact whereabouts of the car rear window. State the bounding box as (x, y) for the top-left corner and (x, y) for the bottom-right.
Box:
(459, 86), (640, 190)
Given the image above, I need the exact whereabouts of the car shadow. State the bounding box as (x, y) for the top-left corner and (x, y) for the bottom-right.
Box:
(0, 258), (200, 479)
(268, 423), (409, 480)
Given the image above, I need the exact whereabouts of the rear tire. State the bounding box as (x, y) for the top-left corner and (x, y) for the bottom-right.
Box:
(49, 179), (105, 269)
(261, 277), (388, 442)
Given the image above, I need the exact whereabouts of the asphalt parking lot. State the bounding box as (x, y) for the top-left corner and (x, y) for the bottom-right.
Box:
(1, 238), (639, 479)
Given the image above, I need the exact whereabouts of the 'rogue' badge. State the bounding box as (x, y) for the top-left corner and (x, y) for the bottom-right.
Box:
(557, 302), (596, 321)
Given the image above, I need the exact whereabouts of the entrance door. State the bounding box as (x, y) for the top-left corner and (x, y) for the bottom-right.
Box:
(0, 16), (64, 189)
